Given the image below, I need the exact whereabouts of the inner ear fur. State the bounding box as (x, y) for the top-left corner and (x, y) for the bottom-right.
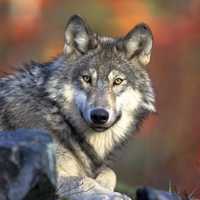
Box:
(119, 23), (153, 66)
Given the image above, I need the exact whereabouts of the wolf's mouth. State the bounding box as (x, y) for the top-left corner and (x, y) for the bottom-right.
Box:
(91, 126), (108, 132)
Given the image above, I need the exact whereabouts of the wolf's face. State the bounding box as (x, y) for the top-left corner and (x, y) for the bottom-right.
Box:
(48, 15), (155, 136)
(74, 67), (133, 132)
(70, 51), (153, 132)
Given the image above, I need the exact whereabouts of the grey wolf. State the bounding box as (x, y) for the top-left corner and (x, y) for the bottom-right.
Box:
(0, 15), (155, 199)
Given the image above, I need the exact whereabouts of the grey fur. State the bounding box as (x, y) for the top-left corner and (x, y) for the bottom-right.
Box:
(0, 15), (155, 199)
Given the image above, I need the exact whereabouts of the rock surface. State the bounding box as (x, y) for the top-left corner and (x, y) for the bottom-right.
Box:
(136, 187), (182, 200)
(0, 129), (57, 200)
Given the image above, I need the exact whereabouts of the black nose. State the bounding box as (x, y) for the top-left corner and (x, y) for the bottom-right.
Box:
(90, 109), (109, 125)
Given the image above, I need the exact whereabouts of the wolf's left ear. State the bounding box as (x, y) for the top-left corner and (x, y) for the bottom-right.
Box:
(119, 23), (153, 66)
(64, 15), (96, 56)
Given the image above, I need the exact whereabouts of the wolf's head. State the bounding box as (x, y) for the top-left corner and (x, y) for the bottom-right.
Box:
(47, 15), (155, 156)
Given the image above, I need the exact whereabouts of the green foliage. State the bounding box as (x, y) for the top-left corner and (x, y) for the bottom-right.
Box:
(116, 182), (138, 199)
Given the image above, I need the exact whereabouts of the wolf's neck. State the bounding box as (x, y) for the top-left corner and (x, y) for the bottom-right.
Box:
(87, 131), (114, 159)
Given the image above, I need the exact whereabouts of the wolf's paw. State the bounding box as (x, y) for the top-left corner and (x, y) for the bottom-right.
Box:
(104, 192), (131, 200)
(89, 192), (132, 200)
(57, 176), (132, 200)
(72, 192), (131, 200)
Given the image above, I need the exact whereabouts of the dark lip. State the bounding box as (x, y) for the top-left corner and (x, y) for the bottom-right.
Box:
(91, 126), (108, 132)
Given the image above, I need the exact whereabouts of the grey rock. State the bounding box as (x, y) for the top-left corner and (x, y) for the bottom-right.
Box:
(0, 129), (57, 200)
(136, 187), (182, 200)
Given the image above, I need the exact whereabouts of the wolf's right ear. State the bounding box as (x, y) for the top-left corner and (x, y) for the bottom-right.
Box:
(64, 15), (96, 56)
(118, 23), (153, 66)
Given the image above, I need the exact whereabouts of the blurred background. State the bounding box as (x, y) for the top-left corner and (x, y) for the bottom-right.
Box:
(0, 0), (200, 197)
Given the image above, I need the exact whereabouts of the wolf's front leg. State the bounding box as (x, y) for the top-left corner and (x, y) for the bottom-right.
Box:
(95, 167), (117, 191)
(57, 176), (132, 200)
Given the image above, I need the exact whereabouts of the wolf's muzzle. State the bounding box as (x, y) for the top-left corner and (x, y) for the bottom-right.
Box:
(90, 108), (109, 125)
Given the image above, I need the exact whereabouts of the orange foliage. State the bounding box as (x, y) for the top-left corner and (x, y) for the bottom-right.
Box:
(106, 0), (154, 28)
(5, 0), (43, 42)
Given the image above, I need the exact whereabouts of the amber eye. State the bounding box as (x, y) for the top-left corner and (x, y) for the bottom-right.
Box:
(113, 78), (123, 86)
(82, 75), (92, 84)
